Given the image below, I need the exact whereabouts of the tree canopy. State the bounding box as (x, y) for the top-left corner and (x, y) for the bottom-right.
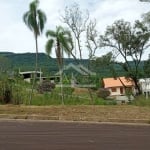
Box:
(100, 19), (150, 94)
(45, 26), (73, 66)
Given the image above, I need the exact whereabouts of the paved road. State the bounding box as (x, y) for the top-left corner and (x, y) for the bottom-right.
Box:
(0, 120), (150, 150)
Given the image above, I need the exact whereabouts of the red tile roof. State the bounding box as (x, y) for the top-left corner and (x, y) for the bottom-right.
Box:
(103, 77), (134, 88)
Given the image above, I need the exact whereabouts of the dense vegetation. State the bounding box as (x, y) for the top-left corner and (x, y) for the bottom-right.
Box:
(0, 0), (150, 106)
(0, 52), (146, 78)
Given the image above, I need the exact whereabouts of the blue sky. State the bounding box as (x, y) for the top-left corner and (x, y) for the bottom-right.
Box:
(0, 0), (149, 60)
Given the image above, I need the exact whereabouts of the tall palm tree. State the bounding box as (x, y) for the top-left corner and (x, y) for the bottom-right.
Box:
(23, 0), (46, 70)
(45, 26), (73, 104)
(23, 0), (46, 102)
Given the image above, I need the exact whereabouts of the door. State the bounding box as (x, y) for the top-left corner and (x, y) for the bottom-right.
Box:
(120, 87), (123, 95)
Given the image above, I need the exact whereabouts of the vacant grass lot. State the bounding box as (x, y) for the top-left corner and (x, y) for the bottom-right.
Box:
(0, 105), (150, 124)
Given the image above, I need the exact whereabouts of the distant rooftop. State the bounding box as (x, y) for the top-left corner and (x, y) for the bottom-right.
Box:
(103, 76), (134, 88)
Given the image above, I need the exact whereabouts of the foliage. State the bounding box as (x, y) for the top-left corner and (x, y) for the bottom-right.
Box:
(131, 95), (150, 106)
(92, 52), (117, 77)
(23, 0), (47, 37)
(0, 75), (27, 105)
(0, 56), (11, 73)
(100, 19), (150, 94)
(143, 58), (150, 77)
(0, 79), (12, 104)
(23, 0), (47, 68)
(63, 87), (74, 95)
(37, 81), (55, 94)
(45, 26), (74, 66)
(11, 80), (27, 105)
(0, 52), (147, 78)
(94, 52), (114, 67)
(97, 88), (110, 99)
(29, 89), (116, 106)
(142, 11), (150, 28)
(94, 98), (117, 105)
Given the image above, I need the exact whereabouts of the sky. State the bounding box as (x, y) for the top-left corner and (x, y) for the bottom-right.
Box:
(0, 0), (150, 60)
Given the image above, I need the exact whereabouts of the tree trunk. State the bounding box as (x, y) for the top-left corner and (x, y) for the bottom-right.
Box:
(56, 40), (64, 105)
(60, 67), (64, 105)
(29, 34), (38, 104)
(133, 78), (141, 95)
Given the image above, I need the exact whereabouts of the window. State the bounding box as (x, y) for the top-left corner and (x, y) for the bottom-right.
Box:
(111, 88), (116, 92)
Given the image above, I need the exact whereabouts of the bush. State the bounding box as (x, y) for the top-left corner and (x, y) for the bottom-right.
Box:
(37, 80), (55, 94)
(97, 88), (110, 99)
(0, 80), (13, 104)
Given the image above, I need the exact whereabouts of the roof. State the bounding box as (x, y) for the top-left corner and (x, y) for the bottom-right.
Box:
(55, 63), (96, 76)
(19, 71), (42, 75)
(103, 76), (134, 88)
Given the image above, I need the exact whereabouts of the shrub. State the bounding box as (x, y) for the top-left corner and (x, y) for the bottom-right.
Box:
(37, 80), (55, 94)
(97, 88), (110, 99)
(3, 89), (12, 104)
(0, 80), (13, 104)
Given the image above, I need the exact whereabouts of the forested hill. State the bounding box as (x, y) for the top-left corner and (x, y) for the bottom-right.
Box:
(0, 52), (145, 77)
(0, 52), (88, 75)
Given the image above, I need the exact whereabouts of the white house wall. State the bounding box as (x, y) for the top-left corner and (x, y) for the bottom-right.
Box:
(141, 83), (150, 92)
(139, 78), (150, 93)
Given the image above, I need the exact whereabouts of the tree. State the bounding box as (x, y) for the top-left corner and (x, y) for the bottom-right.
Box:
(23, 0), (46, 70)
(45, 26), (73, 104)
(144, 57), (150, 77)
(62, 4), (102, 103)
(142, 10), (150, 26)
(100, 19), (150, 94)
(86, 19), (100, 60)
(62, 3), (89, 59)
(94, 52), (114, 67)
(142, 11), (150, 77)
(23, 0), (46, 101)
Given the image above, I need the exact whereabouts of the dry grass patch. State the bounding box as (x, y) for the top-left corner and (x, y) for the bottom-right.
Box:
(0, 105), (150, 123)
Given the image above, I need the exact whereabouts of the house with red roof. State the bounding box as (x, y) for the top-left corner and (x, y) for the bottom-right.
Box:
(103, 76), (135, 96)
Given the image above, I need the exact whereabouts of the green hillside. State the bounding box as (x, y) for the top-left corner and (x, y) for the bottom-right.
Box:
(0, 52), (88, 75)
(0, 52), (145, 77)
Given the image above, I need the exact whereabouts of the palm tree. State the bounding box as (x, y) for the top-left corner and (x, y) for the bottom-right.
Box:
(23, 0), (46, 102)
(45, 26), (73, 104)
